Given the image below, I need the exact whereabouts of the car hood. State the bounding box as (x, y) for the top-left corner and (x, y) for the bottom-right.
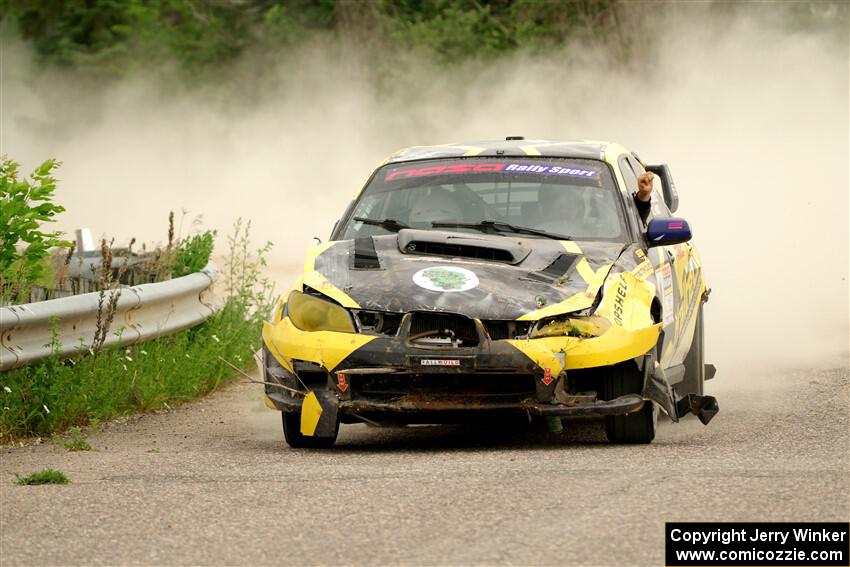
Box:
(307, 230), (625, 320)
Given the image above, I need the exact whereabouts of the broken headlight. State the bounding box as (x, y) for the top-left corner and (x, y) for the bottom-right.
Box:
(287, 290), (355, 333)
(530, 315), (610, 339)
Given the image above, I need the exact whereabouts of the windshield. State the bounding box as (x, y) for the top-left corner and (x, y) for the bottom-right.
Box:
(337, 158), (626, 242)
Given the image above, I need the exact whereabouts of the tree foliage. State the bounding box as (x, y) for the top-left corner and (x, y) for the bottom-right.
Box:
(4, 0), (846, 76)
(2, 0), (630, 74)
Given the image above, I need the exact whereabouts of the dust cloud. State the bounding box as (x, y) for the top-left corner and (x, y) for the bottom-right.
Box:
(2, 4), (848, 379)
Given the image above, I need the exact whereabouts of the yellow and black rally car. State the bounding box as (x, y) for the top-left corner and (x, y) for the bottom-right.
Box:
(260, 138), (718, 447)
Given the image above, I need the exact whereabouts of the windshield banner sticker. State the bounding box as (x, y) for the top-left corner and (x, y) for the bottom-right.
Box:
(503, 164), (597, 177)
(413, 266), (480, 292)
(387, 163), (599, 181)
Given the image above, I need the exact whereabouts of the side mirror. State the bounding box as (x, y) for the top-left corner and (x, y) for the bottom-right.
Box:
(645, 164), (679, 213)
(646, 217), (691, 247)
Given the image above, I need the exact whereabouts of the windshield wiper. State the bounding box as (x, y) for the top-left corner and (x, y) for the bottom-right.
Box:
(431, 220), (572, 240)
(353, 217), (410, 233)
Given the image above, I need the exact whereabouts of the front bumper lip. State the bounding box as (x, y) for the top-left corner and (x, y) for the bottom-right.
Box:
(524, 394), (645, 416)
(265, 390), (645, 417)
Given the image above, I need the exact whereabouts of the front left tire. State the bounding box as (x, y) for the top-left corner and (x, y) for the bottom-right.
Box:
(282, 411), (338, 449)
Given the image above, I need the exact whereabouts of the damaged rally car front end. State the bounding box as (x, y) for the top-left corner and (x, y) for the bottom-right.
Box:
(260, 139), (718, 447)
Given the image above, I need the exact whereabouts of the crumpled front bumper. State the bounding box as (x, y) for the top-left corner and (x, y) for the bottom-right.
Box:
(260, 313), (663, 420)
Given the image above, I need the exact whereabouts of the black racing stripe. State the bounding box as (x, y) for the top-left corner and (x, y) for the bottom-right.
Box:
(353, 237), (381, 269)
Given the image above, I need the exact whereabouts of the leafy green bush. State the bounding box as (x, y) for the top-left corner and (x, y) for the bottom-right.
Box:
(0, 220), (273, 441)
(0, 157), (72, 304)
(172, 229), (216, 278)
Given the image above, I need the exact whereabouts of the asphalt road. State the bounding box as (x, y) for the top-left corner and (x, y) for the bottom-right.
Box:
(1, 365), (848, 566)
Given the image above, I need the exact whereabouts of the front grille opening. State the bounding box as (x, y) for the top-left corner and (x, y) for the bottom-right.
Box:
(405, 241), (514, 263)
(355, 310), (403, 336)
(481, 320), (532, 340)
(352, 373), (535, 400)
(567, 367), (605, 397)
(296, 371), (327, 387)
(409, 312), (479, 347)
(293, 360), (328, 388)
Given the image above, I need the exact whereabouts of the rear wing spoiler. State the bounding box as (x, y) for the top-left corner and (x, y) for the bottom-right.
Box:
(645, 164), (679, 213)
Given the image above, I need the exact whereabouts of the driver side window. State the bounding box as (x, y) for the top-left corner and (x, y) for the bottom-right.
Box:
(627, 155), (671, 219)
(619, 155), (648, 227)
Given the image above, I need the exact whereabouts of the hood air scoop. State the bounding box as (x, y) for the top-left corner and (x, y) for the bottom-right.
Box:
(526, 252), (580, 283)
(397, 229), (530, 265)
(352, 237), (381, 269)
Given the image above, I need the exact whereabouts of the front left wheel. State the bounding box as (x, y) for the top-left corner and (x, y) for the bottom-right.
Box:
(282, 411), (338, 449)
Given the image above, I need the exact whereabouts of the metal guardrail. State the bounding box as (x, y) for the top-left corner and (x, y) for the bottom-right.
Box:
(0, 262), (218, 371)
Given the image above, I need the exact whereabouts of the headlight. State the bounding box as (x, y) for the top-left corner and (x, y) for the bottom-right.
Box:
(530, 315), (610, 339)
(287, 290), (355, 333)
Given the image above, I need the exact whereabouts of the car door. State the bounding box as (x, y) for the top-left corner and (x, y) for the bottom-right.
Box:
(619, 155), (698, 369)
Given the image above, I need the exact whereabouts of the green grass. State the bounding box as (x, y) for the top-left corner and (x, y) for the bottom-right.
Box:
(0, 301), (261, 440)
(15, 468), (69, 485)
(64, 438), (92, 451)
(0, 220), (273, 442)
(62, 428), (92, 451)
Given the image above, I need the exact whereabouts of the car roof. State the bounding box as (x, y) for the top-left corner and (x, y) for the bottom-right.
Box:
(386, 138), (623, 163)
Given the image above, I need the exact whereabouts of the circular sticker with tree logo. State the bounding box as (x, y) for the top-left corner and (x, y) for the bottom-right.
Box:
(413, 266), (480, 292)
